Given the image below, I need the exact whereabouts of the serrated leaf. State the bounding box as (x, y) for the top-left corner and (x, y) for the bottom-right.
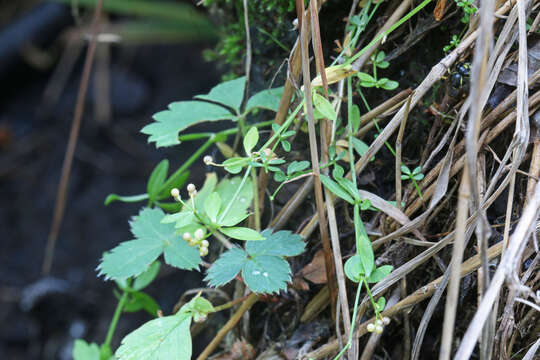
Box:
(204, 248), (247, 287)
(204, 192), (222, 223)
(105, 193), (149, 206)
(344, 254), (364, 283)
(367, 265), (393, 283)
(313, 93), (337, 121)
(194, 76), (246, 113)
(142, 101), (234, 148)
(242, 255), (291, 294)
(245, 87), (284, 113)
(116, 312), (192, 360)
(99, 208), (200, 280)
(133, 261), (161, 291)
(220, 227), (265, 241)
(320, 174), (355, 204)
(147, 160), (169, 203)
(163, 236), (201, 270)
(99, 239), (163, 280)
(246, 229), (305, 257)
(73, 339), (100, 360)
(243, 127), (259, 155)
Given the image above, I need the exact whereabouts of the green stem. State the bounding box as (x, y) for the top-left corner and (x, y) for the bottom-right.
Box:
(261, 101), (304, 149)
(333, 281), (363, 360)
(347, 77), (358, 189)
(363, 277), (381, 318)
(177, 120), (274, 142)
(103, 290), (128, 348)
(412, 178), (423, 199)
(250, 166), (261, 231)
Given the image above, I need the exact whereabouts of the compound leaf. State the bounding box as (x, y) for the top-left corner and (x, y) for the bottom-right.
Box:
(98, 239), (163, 280)
(72, 340), (100, 360)
(220, 227), (265, 241)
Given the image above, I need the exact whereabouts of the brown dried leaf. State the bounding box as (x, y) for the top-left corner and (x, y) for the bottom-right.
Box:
(298, 250), (327, 284)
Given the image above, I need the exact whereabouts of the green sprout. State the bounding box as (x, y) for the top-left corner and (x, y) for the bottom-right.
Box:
(401, 165), (424, 199)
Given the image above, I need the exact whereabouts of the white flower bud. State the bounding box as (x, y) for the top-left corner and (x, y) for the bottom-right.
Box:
(376, 319), (383, 326)
(194, 314), (207, 323)
(383, 317), (390, 325)
(187, 183), (196, 193)
(201, 240), (209, 248)
(170, 188), (180, 199)
(375, 325), (383, 334)
(367, 323), (375, 332)
(203, 155), (213, 165)
(182, 232), (192, 241)
(200, 247), (208, 256)
(194, 228), (204, 240)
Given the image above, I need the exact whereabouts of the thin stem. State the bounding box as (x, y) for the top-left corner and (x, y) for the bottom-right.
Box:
(212, 294), (251, 312)
(333, 281), (363, 360)
(250, 167), (261, 231)
(261, 101), (304, 149)
(103, 289), (128, 348)
(363, 277), (381, 318)
(347, 77), (358, 189)
(412, 179), (423, 200)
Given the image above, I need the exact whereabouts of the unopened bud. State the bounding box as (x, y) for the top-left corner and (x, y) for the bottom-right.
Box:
(194, 228), (204, 241)
(183, 232), (192, 241)
(383, 317), (390, 325)
(200, 247), (208, 256)
(201, 240), (209, 248)
(170, 188), (180, 199)
(187, 183), (196, 193)
(376, 319), (383, 326)
(367, 323), (375, 332)
(203, 155), (213, 165)
(375, 325), (383, 334)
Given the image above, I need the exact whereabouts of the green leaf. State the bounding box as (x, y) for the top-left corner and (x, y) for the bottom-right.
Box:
(287, 160), (310, 175)
(377, 60), (390, 69)
(99, 239), (163, 280)
(357, 233), (374, 278)
(320, 174), (355, 204)
(274, 171), (286, 182)
(412, 166), (422, 175)
(215, 176), (253, 219)
(218, 212), (249, 227)
(123, 291), (160, 316)
(204, 192), (222, 223)
(351, 137), (373, 161)
(204, 247), (247, 287)
(194, 76), (246, 113)
(158, 170), (190, 200)
(246, 229), (305, 257)
(281, 140), (291, 152)
(351, 104), (361, 133)
(245, 87), (284, 113)
(223, 157), (249, 174)
(367, 265), (393, 283)
(133, 261), (161, 291)
(357, 72), (375, 83)
(142, 101), (234, 148)
(313, 93), (337, 121)
(401, 175), (410, 180)
(147, 160), (169, 203)
(191, 173), (218, 214)
(105, 193), (149, 206)
(344, 254), (365, 282)
(243, 126), (259, 155)
(220, 227), (265, 241)
(242, 255), (291, 294)
(98, 208), (200, 280)
(376, 51), (385, 63)
(73, 339), (100, 360)
(380, 79), (398, 90)
(116, 312), (192, 360)
(401, 165), (411, 175)
(335, 177), (359, 201)
(161, 211), (195, 229)
(375, 297), (386, 312)
(413, 174), (424, 181)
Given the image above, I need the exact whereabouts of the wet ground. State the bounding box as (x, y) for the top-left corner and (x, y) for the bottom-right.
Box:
(0, 5), (221, 358)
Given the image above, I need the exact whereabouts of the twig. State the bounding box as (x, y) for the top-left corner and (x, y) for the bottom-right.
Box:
(42, 0), (103, 274)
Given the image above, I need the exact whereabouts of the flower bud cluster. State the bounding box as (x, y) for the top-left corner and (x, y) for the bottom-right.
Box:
(182, 229), (209, 256)
(366, 317), (390, 334)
